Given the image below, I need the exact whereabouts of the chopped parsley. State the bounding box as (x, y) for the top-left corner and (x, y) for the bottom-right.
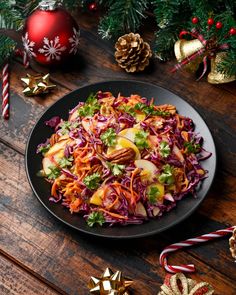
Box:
(83, 172), (101, 190)
(78, 93), (100, 117)
(159, 141), (171, 158)
(119, 103), (170, 118)
(37, 143), (50, 155)
(100, 128), (117, 146)
(134, 130), (149, 149)
(58, 156), (73, 168)
(147, 186), (160, 204)
(184, 141), (201, 154)
(47, 165), (61, 180)
(134, 103), (170, 117)
(87, 211), (105, 227)
(118, 105), (136, 116)
(59, 121), (79, 135)
(158, 164), (175, 185)
(107, 162), (125, 176)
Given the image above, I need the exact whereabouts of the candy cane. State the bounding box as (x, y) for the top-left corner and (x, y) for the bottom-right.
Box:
(160, 226), (236, 273)
(15, 49), (30, 68)
(2, 62), (10, 120)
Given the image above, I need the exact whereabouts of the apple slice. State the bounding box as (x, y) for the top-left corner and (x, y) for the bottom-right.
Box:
(118, 128), (140, 142)
(135, 112), (146, 122)
(42, 157), (55, 175)
(134, 159), (158, 182)
(134, 202), (147, 217)
(69, 109), (79, 122)
(81, 118), (91, 133)
(45, 139), (70, 157)
(90, 187), (104, 206)
(107, 136), (141, 160)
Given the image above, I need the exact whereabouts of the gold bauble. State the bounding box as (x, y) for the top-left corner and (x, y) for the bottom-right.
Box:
(174, 39), (204, 73)
(208, 52), (236, 84)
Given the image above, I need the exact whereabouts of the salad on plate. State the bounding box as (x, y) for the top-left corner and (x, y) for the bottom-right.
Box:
(37, 91), (211, 227)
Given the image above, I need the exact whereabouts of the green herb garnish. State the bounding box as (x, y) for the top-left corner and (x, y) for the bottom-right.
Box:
(78, 93), (100, 117)
(147, 186), (160, 204)
(159, 141), (171, 158)
(59, 121), (79, 135)
(47, 165), (61, 180)
(184, 141), (201, 154)
(118, 105), (136, 116)
(107, 162), (125, 176)
(87, 211), (105, 227)
(100, 128), (117, 146)
(37, 144), (50, 155)
(134, 130), (149, 149)
(134, 103), (170, 117)
(83, 172), (101, 190)
(58, 156), (73, 168)
(158, 164), (175, 185)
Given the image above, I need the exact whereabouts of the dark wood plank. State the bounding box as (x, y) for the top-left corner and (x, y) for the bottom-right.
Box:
(0, 254), (60, 295)
(1, 9), (235, 295)
(0, 142), (235, 295)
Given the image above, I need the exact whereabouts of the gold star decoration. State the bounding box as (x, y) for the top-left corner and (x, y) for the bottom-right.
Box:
(88, 267), (133, 295)
(21, 73), (56, 96)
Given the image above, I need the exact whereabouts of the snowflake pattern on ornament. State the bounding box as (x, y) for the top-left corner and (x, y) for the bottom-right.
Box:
(38, 36), (66, 61)
(69, 27), (80, 54)
(22, 32), (36, 57)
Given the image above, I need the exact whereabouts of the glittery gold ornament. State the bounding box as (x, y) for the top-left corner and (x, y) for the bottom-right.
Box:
(88, 267), (133, 295)
(21, 73), (56, 96)
(158, 273), (214, 295)
(208, 52), (236, 84)
(174, 39), (204, 73)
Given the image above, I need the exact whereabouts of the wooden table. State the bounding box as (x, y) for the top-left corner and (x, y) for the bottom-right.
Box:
(1, 11), (235, 295)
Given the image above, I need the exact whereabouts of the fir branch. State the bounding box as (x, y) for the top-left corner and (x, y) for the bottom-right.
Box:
(60, 0), (83, 10)
(154, 26), (181, 61)
(0, 35), (16, 66)
(98, 0), (149, 40)
(0, 1), (23, 29)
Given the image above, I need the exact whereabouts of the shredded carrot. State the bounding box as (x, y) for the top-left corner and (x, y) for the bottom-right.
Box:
(51, 180), (58, 197)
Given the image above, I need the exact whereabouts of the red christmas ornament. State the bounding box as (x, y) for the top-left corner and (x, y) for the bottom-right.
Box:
(207, 18), (214, 26)
(229, 27), (236, 35)
(22, 1), (80, 66)
(216, 21), (223, 29)
(192, 17), (199, 24)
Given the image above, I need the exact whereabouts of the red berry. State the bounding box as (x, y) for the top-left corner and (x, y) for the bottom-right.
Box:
(88, 2), (97, 11)
(216, 21), (223, 29)
(229, 27), (236, 35)
(192, 17), (199, 24)
(207, 18), (214, 26)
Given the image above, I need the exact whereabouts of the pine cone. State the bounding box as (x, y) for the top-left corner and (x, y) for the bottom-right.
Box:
(115, 33), (152, 73)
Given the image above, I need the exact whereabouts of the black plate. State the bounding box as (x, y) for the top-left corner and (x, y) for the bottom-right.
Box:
(25, 80), (216, 239)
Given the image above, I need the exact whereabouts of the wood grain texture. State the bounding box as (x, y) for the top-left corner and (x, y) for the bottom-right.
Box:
(0, 142), (235, 294)
(0, 9), (236, 295)
(0, 254), (60, 295)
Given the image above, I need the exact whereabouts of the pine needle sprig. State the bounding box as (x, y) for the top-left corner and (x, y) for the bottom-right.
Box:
(98, 0), (149, 40)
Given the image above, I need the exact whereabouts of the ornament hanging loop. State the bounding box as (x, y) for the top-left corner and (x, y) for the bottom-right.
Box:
(39, 0), (57, 11)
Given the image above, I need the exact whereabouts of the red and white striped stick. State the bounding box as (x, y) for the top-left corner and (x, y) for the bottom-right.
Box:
(2, 62), (10, 120)
(160, 226), (236, 273)
(15, 49), (30, 68)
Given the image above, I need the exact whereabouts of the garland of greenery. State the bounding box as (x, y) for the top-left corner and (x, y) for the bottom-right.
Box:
(0, 0), (235, 76)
